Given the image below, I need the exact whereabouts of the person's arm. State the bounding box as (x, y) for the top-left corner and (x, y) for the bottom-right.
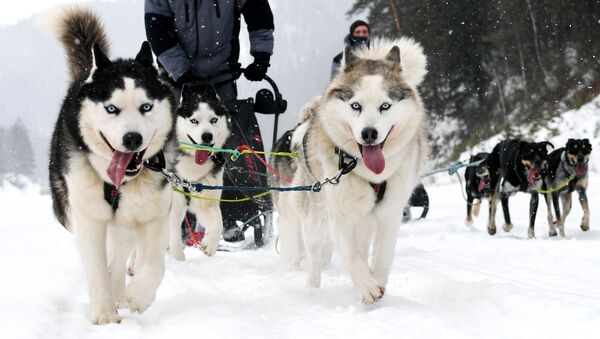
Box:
(241, 0), (274, 80)
(144, 0), (192, 84)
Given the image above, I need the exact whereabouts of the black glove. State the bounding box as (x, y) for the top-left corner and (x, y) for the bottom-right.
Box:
(244, 52), (271, 81)
(174, 70), (196, 88)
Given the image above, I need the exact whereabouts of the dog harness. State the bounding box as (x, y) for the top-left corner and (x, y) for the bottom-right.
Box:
(102, 151), (168, 212)
(335, 147), (387, 204)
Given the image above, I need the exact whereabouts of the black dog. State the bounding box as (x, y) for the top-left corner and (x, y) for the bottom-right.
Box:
(487, 139), (553, 238)
(403, 184), (429, 221)
(543, 138), (592, 236)
(464, 152), (491, 226)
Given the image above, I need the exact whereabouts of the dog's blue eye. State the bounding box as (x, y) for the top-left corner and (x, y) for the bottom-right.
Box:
(140, 103), (153, 113)
(210, 117), (218, 124)
(105, 105), (120, 114)
(380, 102), (391, 111)
(350, 102), (362, 111)
(190, 118), (199, 125)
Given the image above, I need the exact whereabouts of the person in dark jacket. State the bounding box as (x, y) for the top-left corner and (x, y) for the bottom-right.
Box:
(145, 0), (275, 244)
(331, 20), (370, 78)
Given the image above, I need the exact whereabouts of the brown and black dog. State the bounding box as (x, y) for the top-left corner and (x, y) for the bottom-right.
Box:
(486, 139), (553, 238)
(542, 138), (592, 236)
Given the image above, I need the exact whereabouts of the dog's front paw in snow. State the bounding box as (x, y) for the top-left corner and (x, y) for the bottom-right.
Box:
(91, 304), (121, 325)
(354, 275), (385, 304)
(126, 279), (156, 313)
(200, 233), (220, 256)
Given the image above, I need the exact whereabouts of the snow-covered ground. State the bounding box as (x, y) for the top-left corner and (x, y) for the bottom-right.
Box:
(1, 172), (599, 339)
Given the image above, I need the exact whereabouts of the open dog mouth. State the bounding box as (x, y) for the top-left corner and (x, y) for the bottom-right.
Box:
(100, 132), (146, 188)
(526, 168), (542, 185)
(358, 140), (386, 175)
(575, 163), (587, 176)
(188, 135), (213, 165)
(478, 176), (491, 192)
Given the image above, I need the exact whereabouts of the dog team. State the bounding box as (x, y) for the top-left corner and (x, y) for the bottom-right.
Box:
(46, 7), (591, 324)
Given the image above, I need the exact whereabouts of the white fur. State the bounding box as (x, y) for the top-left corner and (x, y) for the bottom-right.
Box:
(344, 37), (428, 89)
(277, 38), (429, 303)
(168, 101), (230, 260)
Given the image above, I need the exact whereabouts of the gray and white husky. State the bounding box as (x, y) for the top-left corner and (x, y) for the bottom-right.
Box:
(272, 38), (429, 303)
(168, 85), (231, 260)
(47, 8), (176, 324)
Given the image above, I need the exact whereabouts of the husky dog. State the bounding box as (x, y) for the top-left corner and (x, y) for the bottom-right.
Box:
(464, 152), (491, 225)
(543, 138), (592, 236)
(48, 8), (175, 324)
(272, 38), (428, 303)
(168, 85), (231, 260)
(487, 139), (553, 238)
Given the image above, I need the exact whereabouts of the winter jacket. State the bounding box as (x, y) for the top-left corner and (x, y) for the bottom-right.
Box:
(144, 0), (274, 83)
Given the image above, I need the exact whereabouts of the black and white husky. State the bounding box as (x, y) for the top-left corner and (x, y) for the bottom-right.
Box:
(47, 8), (175, 324)
(168, 85), (231, 260)
(272, 38), (429, 303)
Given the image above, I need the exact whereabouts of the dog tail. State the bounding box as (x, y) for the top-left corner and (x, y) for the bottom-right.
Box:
(45, 7), (110, 83)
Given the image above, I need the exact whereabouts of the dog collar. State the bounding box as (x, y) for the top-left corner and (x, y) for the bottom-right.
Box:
(103, 182), (121, 212)
(369, 181), (387, 204)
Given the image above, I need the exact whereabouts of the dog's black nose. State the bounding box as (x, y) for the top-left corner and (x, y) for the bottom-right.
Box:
(122, 132), (143, 151)
(201, 133), (213, 144)
(361, 127), (378, 144)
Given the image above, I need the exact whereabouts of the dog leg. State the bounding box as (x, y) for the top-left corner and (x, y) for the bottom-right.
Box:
(197, 200), (223, 256)
(528, 192), (539, 239)
(168, 194), (188, 261)
(277, 193), (304, 268)
(371, 219), (400, 289)
(487, 194), (498, 235)
(72, 213), (120, 325)
(577, 186), (590, 231)
(107, 226), (135, 309)
(127, 249), (137, 277)
(301, 208), (330, 288)
(331, 212), (383, 304)
(126, 218), (167, 313)
(473, 201), (481, 217)
(559, 193), (572, 237)
(545, 193), (557, 237)
(501, 194), (513, 232)
(466, 195), (474, 226)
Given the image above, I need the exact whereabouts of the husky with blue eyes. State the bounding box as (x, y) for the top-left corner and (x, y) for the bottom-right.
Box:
(271, 38), (429, 304)
(167, 85), (231, 260)
(48, 8), (176, 324)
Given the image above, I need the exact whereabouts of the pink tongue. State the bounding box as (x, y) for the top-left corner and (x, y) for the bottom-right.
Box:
(195, 150), (210, 165)
(527, 169), (539, 184)
(107, 151), (135, 188)
(361, 145), (385, 174)
(576, 164), (586, 176)
(478, 179), (486, 192)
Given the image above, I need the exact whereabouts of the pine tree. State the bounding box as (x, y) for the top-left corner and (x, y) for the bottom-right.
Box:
(5, 119), (36, 178)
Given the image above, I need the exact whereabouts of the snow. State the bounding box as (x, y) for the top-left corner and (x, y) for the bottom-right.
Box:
(1, 170), (599, 338)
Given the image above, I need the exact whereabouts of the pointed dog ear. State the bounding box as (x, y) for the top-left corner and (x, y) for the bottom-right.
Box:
(92, 43), (111, 68)
(181, 84), (193, 102)
(135, 41), (154, 67)
(343, 45), (358, 68)
(543, 141), (554, 151)
(386, 45), (401, 65)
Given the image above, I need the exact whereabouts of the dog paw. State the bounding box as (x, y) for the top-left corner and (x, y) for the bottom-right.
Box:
(359, 284), (385, 304)
(465, 217), (473, 226)
(91, 306), (121, 325)
(487, 225), (496, 235)
(549, 229), (558, 237)
(527, 228), (535, 239)
(581, 223), (589, 232)
(126, 280), (156, 313)
(502, 223), (513, 232)
(200, 234), (219, 257)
